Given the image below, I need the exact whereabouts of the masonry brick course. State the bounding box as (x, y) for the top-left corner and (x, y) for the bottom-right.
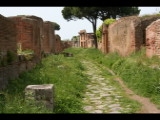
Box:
(146, 19), (160, 57)
(43, 21), (55, 54)
(0, 14), (67, 90)
(79, 30), (94, 48)
(108, 16), (142, 56)
(0, 14), (17, 57)
(55, 34), (63, 54)
(9, 15), (44, 61)
(62, 41), (72, 50)
(107, 15), (160, 56)
(101, 24), (109, 54)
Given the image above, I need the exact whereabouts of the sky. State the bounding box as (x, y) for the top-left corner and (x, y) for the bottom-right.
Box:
(0, 7), (160, 40)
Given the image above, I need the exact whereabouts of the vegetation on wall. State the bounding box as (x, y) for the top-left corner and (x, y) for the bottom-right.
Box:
(103, 18), (116, 26)
(6, 50), (16, 64)
(96, 18), (116, 42)
(96, 25), (102, 42)
(0, 50), (16, 67)
(17, 43), (34, 61)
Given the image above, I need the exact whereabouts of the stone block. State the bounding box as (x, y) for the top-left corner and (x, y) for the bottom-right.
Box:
(25, 84), (54, 111)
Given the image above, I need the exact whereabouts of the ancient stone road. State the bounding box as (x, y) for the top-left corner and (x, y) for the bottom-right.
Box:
(81, 60), (160, 113)
(81, 60), (132, 113)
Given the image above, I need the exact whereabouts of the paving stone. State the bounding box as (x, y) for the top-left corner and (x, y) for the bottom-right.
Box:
(97, 78), (105, 81)
(91, 101), (102, 105)
(83, 106), (94, 111)
(115, 96), (123, 98)
(90, 97), (102, 100)
(101, 88), (114, 91)
(92, 110), (103, 113)
(110, 107), (122, 112)
(96, 105), (106, 109)
(100, 93), (111, 97)
(81, 60), (132, 114)
(109, 111), (121, 113)
(86, 94), (95, 97)
(99, 83), (106, 86)
(108, 104), (121, 108)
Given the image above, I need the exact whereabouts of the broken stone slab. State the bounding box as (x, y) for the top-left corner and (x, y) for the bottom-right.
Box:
(25, 84), (54, 111)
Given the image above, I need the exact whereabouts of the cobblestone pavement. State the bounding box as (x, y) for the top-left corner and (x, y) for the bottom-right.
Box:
(81, 60), (133, 113)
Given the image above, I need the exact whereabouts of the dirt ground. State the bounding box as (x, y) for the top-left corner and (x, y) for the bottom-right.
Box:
(104, 66), (160, 113)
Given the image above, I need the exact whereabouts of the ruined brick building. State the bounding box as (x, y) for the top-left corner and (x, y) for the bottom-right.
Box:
(146, 19), (160, 57)
(0, 14), (69, 90)
(43, 21), (56, 54)
(71, 36), (80, 47)
(79, 30), (95, 48)
(9, 15), (44, 62)
(99, 15), (160, 57)
(77, 15), (160, 58)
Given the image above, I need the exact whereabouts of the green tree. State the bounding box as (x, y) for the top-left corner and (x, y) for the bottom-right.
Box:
(103, 18), (116, 26)
(71, 36), (78, 41)
(96, 25), (102, 42)
(62, 7), (100, 48)
(62, 7), (140, 49)
(98, 7), (140, 21)
(96, 18), (116, 42)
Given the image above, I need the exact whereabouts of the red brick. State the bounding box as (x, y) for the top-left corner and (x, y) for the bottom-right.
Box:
(0, 14), (17, 56)
(43, 21), (55, 53)
(79, 30), (94, 48)
(9, 15), (43, 61)
(146, 19), (160, 58)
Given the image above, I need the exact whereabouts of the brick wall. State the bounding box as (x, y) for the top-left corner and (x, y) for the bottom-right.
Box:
(79, 30), (87, 48)
(43, 21), (55, 54)
(0, 14), (64, 90)
(55, 34), (64, 54)
(62, 41), (72, 50)
(146, 19), (160, 57)
(108, 16), (142, 56)
(107, 15), (160, 56)
(0, 60), (36, 90)
(86, 33), (94, 48)
(101, 24), (109, 54)
(79, 30), (94, 48)
(0, 14), (17, 61)
(9, 15), (43, 62)
(140, 15), (160, 46)
(26, 16), (44, 61)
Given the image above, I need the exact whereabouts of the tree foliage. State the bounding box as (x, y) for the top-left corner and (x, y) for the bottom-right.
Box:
(103, 18), (116, 26)
(96, 18), (116, 41)
(98, 7), (140, 21)
(51, 22), (60, 30)
(71, 36), (78, 41)
(62, 7), (100, 48)
(96, 25), (102, 42)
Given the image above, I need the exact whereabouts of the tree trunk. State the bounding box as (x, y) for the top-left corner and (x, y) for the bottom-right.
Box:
(92, 19), (98, 49)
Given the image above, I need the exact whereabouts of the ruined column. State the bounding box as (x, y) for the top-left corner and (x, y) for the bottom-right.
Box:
(102, 23), (109, 54)
(25, 84), (54, 111)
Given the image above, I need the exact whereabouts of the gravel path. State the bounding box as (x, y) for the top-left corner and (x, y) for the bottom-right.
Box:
(81, 60), (133, 113)
(81, 60), (160, 113)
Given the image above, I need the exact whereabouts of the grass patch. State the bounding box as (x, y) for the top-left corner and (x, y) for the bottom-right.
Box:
(0, 52), (89, 113)
(76, 47), (160, 109)
(1, 46), (160, 113)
